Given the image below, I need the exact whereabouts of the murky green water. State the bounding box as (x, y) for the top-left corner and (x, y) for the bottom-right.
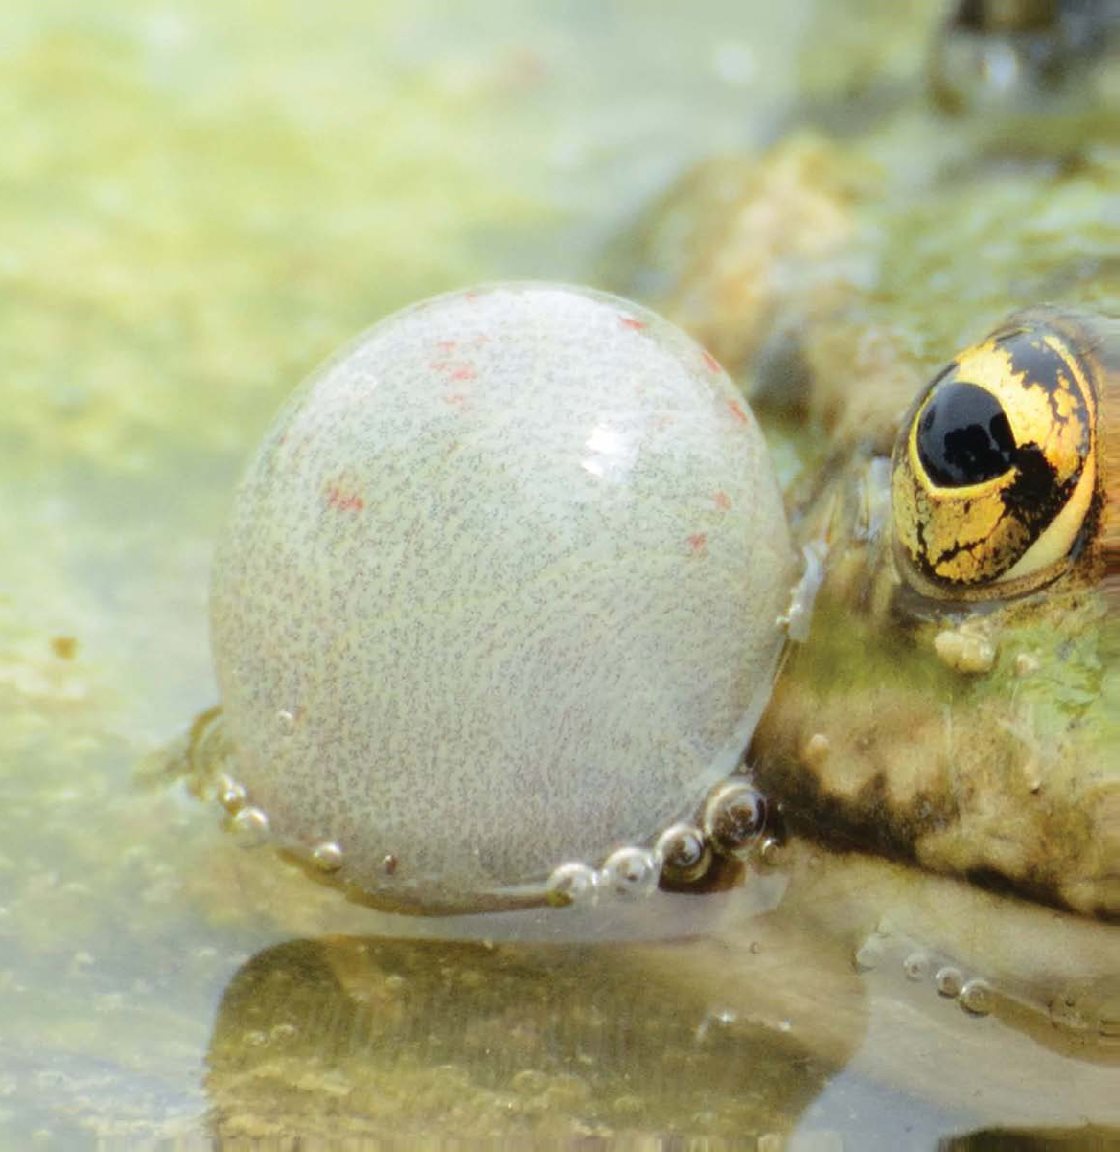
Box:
(2, 2), (1117, 1148)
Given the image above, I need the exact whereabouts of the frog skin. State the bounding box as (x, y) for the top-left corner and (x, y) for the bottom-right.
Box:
(619, 23), (1118, 920)
(754, 307), (1117, 920)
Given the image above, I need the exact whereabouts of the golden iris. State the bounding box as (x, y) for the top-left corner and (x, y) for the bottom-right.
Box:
(891, 309), (1107, 599)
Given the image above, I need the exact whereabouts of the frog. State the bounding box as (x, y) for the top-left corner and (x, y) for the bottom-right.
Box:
(185, 7), (1120, 1142)
(193, 0), (1117, 926)
(614, 0), (1118, 923)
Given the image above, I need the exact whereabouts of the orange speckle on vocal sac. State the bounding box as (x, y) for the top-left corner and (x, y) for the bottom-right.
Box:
(687, 533), (708, 555)
(431, 359), (477, 382)
(726, 400), (749, 425)
(714, 491), (732, 511)
(619, 315), (647, 331)
(436, 339), (458, 352)
(702, 350), (721, 374)
(325, 484), (364, 513)
(444, 392), (468, 408)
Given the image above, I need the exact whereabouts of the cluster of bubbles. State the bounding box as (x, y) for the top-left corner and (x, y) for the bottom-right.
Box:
(216, 770), (350, 880)
(545, 778), (774, 909)
(861, 929), (1119, 1047)
(202, 709), (775, 915)
(854, 923), (997, 1020)
(927, 958), (994, 1017)
(861, 941), (994, 1018)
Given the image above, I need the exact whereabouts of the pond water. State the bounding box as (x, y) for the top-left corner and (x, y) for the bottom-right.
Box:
(1, 1), (1117, 1148)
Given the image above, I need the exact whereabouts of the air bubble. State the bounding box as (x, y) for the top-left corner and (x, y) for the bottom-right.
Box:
(903, 952), (929, 981)
(601, 846), (661, 899)
(216, 773), (247, 815)
(703, 780), (767, 859)
(230, 805), (270, 846)
(546, 861), (598, 908)
(311, 840), (343, 873)
(959, 977), (993, 1017)
(655, 822), (711, 885)
(935, 966), (963, 999)
(758, 837), (784, 867)
(854, 939), (884, 973)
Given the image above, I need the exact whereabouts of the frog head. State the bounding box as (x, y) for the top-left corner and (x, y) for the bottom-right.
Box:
(753, 307), (1117, 919)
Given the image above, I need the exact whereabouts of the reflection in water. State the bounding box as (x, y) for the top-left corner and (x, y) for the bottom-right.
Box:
(941, 1129), (1120, 1152)
(205, 933), (847, 1144)
(199, 842), (1120, 1144)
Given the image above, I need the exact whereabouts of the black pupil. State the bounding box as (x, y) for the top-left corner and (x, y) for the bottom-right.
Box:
(916, 381), (1016, 487)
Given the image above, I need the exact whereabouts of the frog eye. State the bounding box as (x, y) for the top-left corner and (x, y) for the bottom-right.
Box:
(891, 313), (1101, 599)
